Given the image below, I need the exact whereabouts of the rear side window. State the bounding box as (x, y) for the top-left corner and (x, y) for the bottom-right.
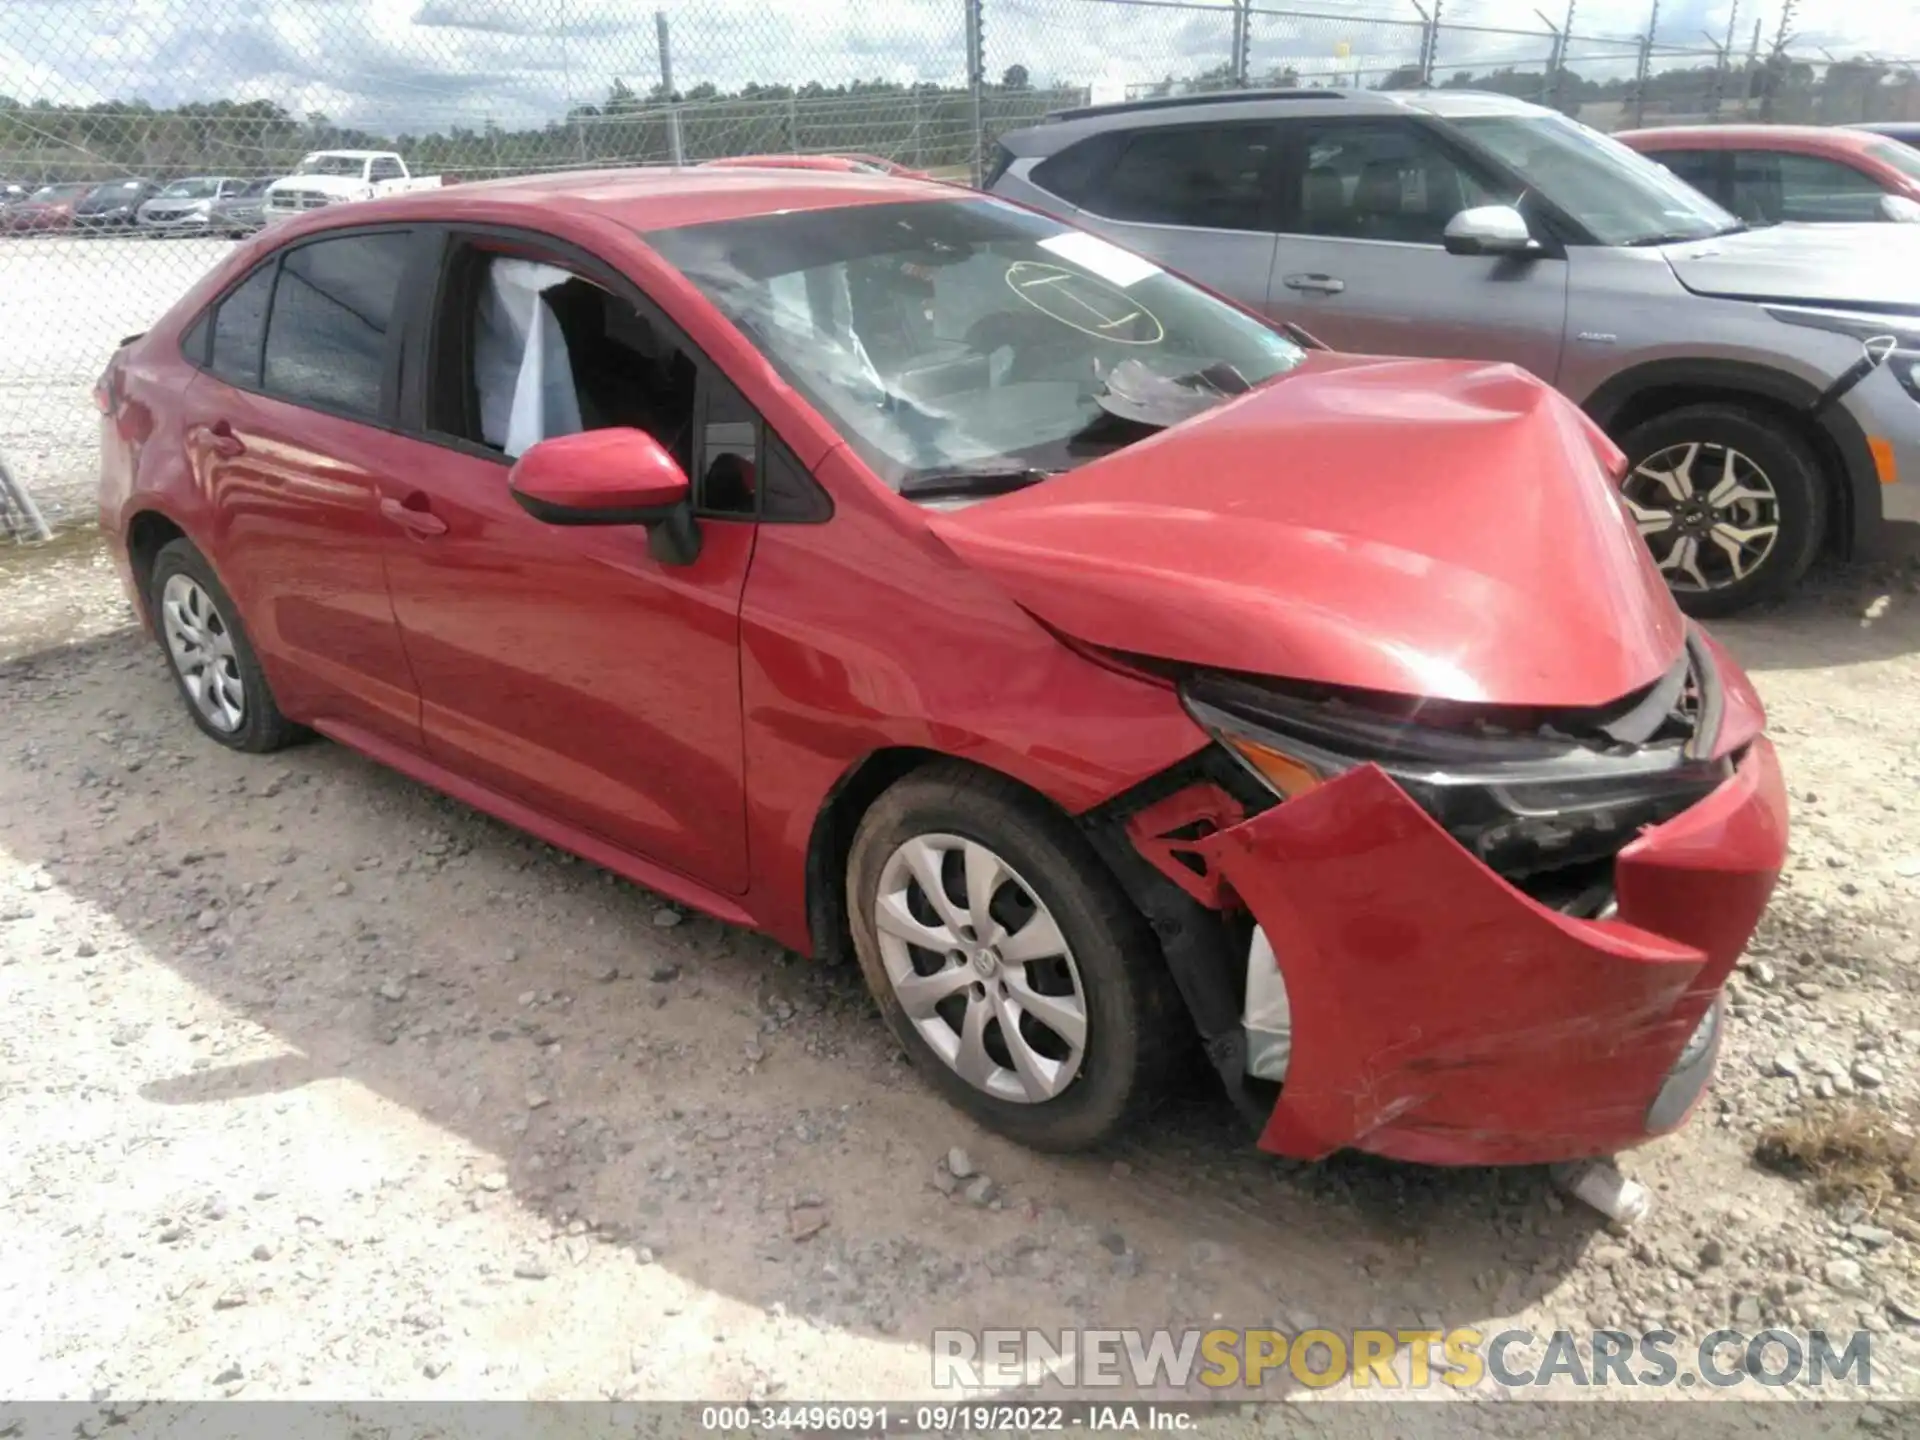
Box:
(262, 231), (411, 419)
(1651, 149), (1723, 197)
(1084, 124), (1277, 230)
(209, 264), (276, 387)
(1028, 131), (1127, 207)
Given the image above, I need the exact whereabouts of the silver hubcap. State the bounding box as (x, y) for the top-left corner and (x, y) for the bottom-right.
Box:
(874, 834), (1088, 1104)
(1621, 441), (1781, 594)
(160, 574), (245, 732)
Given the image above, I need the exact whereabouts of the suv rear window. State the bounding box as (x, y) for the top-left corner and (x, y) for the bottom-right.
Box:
(1082, 124), (1276, 230)
(1028, 131), (1126, 207)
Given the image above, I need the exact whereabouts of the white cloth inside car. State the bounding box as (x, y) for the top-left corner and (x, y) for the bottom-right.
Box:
(474, 258), (583, 457)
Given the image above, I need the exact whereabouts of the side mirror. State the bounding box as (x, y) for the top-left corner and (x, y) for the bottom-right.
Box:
(1878, 192), (1920, 223)
(1443, 205), (1541, 257)
(508, 427), (701, 565)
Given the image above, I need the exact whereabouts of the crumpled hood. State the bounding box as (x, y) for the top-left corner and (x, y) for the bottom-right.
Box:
(1663, 223), (1920, 310)
(926, 356), (1685, 709)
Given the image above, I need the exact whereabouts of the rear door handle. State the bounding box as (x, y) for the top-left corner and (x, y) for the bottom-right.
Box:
(1281, 273), (1346, 294)
(380, 495), (447, 537)
(199, 420), (245, 458)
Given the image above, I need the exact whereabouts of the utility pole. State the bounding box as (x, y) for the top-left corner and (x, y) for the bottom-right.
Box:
(656, 10), (684, 165)
(1231, 0), (1251, 89)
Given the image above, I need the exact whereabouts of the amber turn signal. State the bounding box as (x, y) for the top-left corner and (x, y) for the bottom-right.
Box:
(1225, 735), (1324, 798)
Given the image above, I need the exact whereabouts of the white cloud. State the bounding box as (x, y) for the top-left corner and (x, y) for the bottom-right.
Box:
(1, 0), (1912, 134)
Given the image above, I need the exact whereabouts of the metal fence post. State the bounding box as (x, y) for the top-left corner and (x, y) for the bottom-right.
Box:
(1630, 0), (1659, 129)
(0, 451), (53, 544)
(1231, 0), (1251, 89)
(1535, 9), (1565, 106)
(656, 10), (685, 164)
(965, 0), (985, 183)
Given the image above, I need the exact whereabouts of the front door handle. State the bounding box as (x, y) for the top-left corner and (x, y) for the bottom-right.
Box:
(380, 494), (447, 537)
(1281, 272), (1346, 294)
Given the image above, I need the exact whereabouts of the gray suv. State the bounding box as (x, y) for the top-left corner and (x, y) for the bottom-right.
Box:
(990, 89), (1920, 615)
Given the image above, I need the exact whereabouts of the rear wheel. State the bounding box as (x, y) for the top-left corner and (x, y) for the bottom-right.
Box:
(846, 764), (1183, 1152)
(1615, 404), (1825, 618)
(151, 538), (301, 753)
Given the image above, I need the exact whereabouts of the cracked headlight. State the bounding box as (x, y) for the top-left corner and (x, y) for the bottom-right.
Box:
(1181, 668), (1732, 882)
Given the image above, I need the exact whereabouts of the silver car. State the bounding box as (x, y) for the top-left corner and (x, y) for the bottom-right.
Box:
(990, 89), (1920, 615)
(137, 176), (247, 234)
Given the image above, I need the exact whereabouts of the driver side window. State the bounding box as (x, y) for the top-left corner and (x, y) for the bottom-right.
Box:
(422, 237), (831, 523)
(426, 244), (699, 476)
(1284, 119), (1516, 246)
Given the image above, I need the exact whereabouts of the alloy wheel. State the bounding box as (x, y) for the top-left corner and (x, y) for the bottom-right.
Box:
(1620, 441), (1781, 594)
(160, 573), (246, 732)
(873, 833), (1089, 1104)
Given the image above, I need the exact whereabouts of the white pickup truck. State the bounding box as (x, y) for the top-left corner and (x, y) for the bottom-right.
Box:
(263, 150), (442, 223)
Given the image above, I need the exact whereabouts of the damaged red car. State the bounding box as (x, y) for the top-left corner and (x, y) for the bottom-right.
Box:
(97, 170), (1787, 1167)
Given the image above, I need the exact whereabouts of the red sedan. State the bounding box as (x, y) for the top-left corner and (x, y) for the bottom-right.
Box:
(96, 169), (1787, 1166)
(2, 181), (92, 234)
(1619, 124), (1920, 225)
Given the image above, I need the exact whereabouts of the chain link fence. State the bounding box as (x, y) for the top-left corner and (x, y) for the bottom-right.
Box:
(3, 0), (1914, 522)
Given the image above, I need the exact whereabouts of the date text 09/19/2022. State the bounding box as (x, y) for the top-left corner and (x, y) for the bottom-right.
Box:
(699, 1405), (1195, 1433)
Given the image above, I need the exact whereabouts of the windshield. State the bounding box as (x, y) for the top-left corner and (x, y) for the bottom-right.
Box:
(1453, 112), (1743, 245)
(647, 199), (1306, 491)
(1870, 140), (1920, 186)
(160, 177), (220, 198)
(298, 155), (366, 176)
(31, 184), (89, 202)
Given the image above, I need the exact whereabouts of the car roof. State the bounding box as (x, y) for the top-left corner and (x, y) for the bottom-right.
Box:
(1001, 87), (1547, 154)
(312, 165), (966, 233)
(1620, 124), (1880, 153)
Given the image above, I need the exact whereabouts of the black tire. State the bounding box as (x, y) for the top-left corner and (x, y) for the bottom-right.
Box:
(846, 762), (1185, 1152)
(1615, 403), (1826, 618)
(149, 538), (302, 753)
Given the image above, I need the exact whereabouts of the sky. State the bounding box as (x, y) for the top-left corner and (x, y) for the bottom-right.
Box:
(3, 0), (1915, 134)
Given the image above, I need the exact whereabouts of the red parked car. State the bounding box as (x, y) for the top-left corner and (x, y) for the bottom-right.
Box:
(1619, 124), (1920, 225)
(96, 170), (1788, 1166)
(2, 181), (93, 234)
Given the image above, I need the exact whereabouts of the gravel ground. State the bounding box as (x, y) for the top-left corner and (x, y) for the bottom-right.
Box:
(4, 530), (1920, 1414)
(0, 236), (238, 524)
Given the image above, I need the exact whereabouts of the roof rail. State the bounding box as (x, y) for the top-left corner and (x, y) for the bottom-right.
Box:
(1045, 88), (1345, 122)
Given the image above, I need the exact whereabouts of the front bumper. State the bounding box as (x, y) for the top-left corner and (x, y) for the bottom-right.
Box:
(139, 211), (211, 230)
(1838, 364), (1920, 528)
(1195, 736), (1787, 1166)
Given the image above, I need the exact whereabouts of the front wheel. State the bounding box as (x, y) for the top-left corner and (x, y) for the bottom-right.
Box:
(846, 764), (1184, 1152)
(1615, 404), (1826, 618)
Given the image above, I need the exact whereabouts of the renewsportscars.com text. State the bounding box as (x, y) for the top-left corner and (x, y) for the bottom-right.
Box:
(932, 1327), (1873, 1391)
